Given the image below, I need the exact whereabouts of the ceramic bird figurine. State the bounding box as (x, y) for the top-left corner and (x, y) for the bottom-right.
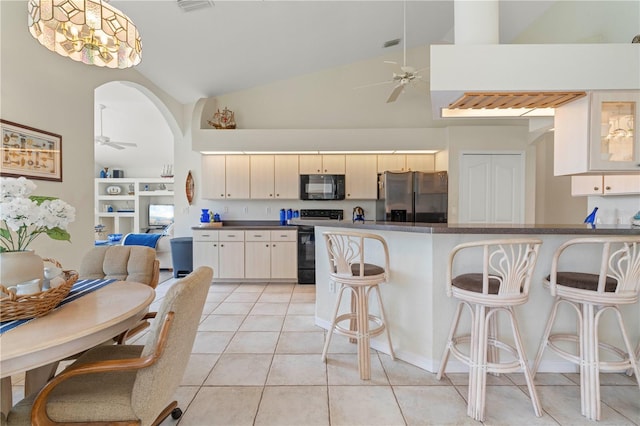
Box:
(584, 207), (598, 228)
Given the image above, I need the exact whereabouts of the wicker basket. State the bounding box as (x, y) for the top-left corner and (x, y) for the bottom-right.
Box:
(0, 258), (79, 322)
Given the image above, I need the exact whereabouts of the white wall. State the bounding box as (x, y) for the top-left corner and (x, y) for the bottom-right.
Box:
(0, 2), (183, 270)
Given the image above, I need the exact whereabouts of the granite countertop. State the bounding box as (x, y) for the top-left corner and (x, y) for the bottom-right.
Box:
(289, 219), (640, 235)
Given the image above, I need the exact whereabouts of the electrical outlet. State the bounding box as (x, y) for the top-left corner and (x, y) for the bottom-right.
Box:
(243, 206), (249, 214)
(330, 281), (336, 293)
(223, 206), (229, 213)
(266, 207), (271, 214)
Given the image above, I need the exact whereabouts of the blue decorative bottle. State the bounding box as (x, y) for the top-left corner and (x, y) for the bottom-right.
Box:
(200, 209), (211, 223)
(279, 209), (286, 226)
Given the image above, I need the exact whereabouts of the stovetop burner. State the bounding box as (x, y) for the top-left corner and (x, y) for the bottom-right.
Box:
(299, 209), (344, 220)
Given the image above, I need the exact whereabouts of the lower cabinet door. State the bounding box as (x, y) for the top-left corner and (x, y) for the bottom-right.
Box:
(245, 241), (271, 279)
(270, 241), (298, 279)
(193, 241), (220, 279)
(219, 241), (244, 279)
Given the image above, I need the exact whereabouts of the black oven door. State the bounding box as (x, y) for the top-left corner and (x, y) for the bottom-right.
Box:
(297, 225), (315, 284)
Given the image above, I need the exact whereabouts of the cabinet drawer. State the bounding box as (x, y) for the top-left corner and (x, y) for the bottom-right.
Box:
(270, 230), (297, 242)
(245, 231), (270, 242)
(193, 231), (219, 242)
(219, 230), (245, 241)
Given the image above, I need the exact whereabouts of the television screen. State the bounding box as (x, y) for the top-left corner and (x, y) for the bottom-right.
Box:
(149, 204), (174, 227)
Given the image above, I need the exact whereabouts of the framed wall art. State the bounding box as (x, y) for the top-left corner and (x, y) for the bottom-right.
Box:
(1, 119), (62, 182)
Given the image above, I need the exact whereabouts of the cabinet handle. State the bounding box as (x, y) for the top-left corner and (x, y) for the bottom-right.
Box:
(593, 187), (600, 191)
(227, 194), (231, 197)
(269, 194), (273, 197)
(253, 234), (262, 237)
(272, 244), (276, 247)
(220, 244), (224, 247)
(220, 194), (224, 197)
(276, 194), (280, 197)
(202, 234), (210, 237)
(605, 186), (611, 191)
(213, 244), (217, 247)
(266, 244), (269, 247)
(227, 234), (236, 237)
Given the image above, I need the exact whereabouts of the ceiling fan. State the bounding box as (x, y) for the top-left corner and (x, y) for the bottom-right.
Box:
(358, 1), (427, 103)
(95, 104), (138, 150)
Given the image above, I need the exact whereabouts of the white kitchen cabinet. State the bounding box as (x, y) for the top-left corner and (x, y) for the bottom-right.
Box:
(299, 155), (345, 174)
(245, 231), (271, 279)
(95, 178), (174, 236)
(218, 230), (245, 279)
(377, 155), (406, 172)
(201, 155), (226, 199)
(555, 90), (640, 175)
(250, 155), (299, 199)
(193, 230), (220, 279)
(376, 154), (435, 173)
(193, 230), (244, 279)
(571, 174), (640, 196)
(269, 230), (297, 280)
(274, 155), (299, 199)
(345, 155), (378, 199)
(250, 155), (275, 199)
(406, 154), (435, 172)
(225, 156), (250, 199)
(201, 155), (250, 199)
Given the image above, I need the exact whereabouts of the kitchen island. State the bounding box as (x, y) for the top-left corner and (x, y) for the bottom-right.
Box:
(297, 219), (640, 373)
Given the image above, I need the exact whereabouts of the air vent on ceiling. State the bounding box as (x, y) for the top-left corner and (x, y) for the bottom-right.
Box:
(448, 91), (587, 109)
(383, 38), (401, 48)
(177, 0), (213, 12)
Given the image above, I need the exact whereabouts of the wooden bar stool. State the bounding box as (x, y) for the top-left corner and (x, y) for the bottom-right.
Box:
(437, 238), (543, 422)
(532, 236), (640, 421)
(321, 231), (394, 380)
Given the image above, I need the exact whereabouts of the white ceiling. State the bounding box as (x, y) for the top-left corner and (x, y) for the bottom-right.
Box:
(96, 1), (639, 170)
(110, 0), (564, 105)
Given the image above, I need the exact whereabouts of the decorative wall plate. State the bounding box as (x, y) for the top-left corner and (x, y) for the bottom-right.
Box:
(186, 171), (194, 205)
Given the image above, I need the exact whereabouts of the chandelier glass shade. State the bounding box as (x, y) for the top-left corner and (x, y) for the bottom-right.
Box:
(27, 0), (142, 69)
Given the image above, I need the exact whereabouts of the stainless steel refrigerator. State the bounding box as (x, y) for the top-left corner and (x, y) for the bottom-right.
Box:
(375, 171), (448, 223)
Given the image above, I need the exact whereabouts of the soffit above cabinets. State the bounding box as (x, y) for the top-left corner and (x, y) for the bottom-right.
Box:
(448, 91), (586, 110)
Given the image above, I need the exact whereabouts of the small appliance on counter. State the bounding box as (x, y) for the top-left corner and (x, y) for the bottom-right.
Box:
(376, 171), (448, 223)
(352, 206), (365, 223)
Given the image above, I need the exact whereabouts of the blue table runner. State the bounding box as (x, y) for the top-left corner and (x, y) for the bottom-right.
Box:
(0, 278), (117, 335)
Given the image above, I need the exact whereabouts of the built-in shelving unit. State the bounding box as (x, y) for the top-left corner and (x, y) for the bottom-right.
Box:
(95, 178), (174, 235)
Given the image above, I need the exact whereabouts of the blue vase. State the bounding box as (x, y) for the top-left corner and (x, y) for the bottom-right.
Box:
(200, 209), (211, 223)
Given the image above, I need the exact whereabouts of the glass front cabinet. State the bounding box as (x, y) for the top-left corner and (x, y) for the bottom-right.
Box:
(589, 91), (640, 171)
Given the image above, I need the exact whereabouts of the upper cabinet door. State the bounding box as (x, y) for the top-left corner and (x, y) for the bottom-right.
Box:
(589, 91), (640, 171)
(321, 155), (345, 174)
(274, 155), (299, 199)
(225, 156), (250, 199)
(250, 155), (275, 199)
(345, 155), (378, 199)
(298, 155), (322, 174)
(406, 154), (435, 172)
(377, 155), (406, 173)
(201, 155), (226, 199)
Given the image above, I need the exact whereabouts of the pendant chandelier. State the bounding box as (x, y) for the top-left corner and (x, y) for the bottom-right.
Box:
(27, 0), (142, 69)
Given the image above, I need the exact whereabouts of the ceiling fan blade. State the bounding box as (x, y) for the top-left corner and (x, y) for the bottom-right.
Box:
(109, 141), (138, 147)
(103, 142), (126, 150)
(386, 84), (405, 103)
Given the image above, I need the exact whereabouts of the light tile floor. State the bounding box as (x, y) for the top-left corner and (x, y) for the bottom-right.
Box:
(10, 278), (640, 425)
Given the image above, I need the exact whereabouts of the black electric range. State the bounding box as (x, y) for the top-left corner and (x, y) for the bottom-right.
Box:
(297, 209), (344, 284)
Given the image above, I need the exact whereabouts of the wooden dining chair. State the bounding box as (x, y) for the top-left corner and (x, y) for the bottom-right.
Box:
(4, 266), (213, 426)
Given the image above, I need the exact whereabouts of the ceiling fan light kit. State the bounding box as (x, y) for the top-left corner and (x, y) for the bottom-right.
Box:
(27, 0), (142, 69)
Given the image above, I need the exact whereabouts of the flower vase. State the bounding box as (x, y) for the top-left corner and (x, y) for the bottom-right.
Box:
(0, 250), (44, 289)
(200, 209), (211, 223)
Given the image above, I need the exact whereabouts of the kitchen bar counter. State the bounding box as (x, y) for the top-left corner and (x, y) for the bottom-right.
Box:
(290, 219), (640, 235)
(311, 222), (640, 374)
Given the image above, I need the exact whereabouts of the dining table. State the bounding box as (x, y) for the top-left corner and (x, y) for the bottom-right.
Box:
(0, 280), (155, 417)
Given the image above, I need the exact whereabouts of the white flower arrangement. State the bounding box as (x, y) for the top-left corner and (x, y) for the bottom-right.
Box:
(0, 177), (75, 252)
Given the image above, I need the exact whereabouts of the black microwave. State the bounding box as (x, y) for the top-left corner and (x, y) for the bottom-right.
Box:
(300, 174), (345, 200)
